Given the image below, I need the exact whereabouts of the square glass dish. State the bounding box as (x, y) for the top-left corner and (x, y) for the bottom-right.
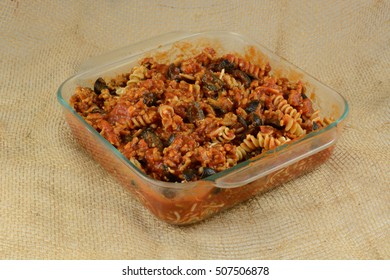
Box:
(57, 31), (348, 225)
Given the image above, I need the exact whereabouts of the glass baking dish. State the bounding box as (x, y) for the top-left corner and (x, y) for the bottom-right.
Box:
(57, 31), (348, 225)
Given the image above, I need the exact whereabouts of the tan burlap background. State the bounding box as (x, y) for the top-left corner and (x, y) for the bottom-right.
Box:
(0, 0), (389, 260)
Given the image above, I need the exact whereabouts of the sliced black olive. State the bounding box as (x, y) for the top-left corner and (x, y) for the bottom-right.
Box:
(186, 102), (205, 123)
(94, 77), (108, 95)
(312, 121), (319, 131)
(162, 165), (180, 182)
(201, 70), (224, 93)
(245, 100), (260, 113)
(231, 69), (252, 87)
(165, 133), (176, 147)
(263, 111), (282, 129)
(264, 119), (282, 129)
(237, 115), (248, 130)
(245, 113), (262, 135)
(209, 58), (236, 72)
(248, 113), (263, 126)
(166, 173), (180, 183)
(121, 134), (133, 144)
(302, 93), (308, 99)
(200, 167), (216, 178)
(143, 92), (158, 107)
(203, 83), (218, 92)
(140, 128), (164, 152)
(183, 169), (197, 181)
(167, 63), (181, 81)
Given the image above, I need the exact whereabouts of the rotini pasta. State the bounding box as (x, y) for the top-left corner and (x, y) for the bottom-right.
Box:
(310, 110), (321, 123)
(222, 73), (242, 89)
(280, 114), (306, 137)
(224, 54), (268, 79)
(236, 130), (290, 161)
(130, 113), (155, 128)
(127, 107), (158, 129)
(158, 104), (184, 131)
(272, 95), (302, 123)
(127, 65), (147, 86)
(70, 47), (332, 182)
(209, 126), (235, 143)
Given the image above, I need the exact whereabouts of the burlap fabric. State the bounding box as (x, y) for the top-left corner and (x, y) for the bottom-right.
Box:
(1, 0), (389, 260)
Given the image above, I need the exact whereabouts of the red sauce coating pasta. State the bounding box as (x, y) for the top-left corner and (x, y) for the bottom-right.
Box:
(70, 48), (331, 182)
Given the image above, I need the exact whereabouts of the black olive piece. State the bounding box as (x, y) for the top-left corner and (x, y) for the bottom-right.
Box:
(263, 112), (282, 129)
(264, 119), (283, 129)
(200, 167), (216, 178)
(231, 69), (252, 88)
(207, 98), (226, 116)
(162, 188), (176, 199)
(165, 133), (176, 147)
(245, 113), (262, 136)
(183, 169), (197, 181)
(140, 128), (164, 152)
(245, 100), (260, 114)
(162, 165), (180, 182)
(110, 89), (118, 95)
(247, 113), (263, 126)
(186, 102), (205, 123)
(167, 63), (181, 81)
(237, 115), (248, 130)
(166, 173), (180, 183)
(214, 107), (226, 117)
(209, 58), (236, 72)
(202, 70), (224, 90)
(203, 83), (218, 92)
(312, 121), (319, 131)
(120, 134), (133, 144)
(94, 77), (108, 95)
(143, 92), (158, 107)
(302, 93), (308, 99)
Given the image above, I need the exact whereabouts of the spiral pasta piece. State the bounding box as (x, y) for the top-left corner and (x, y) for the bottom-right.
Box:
(257, 131), (290, 150)
(126, 103), (158, 129)
(128, 109), (158, 128)
(115, 87), (126, 95)
(272, 95), (302, 123)
(158, 104), (185, 131)
(236, 134), (259, 161)
(158, 104), (176, 127)
(127, 65), (147, 86)
(224, 54), (265, 79)
(310, 110), (321, 123)
(209, 126), (235, 143)
(222, 73), (241, 89)
(236, 132), (290, 161)
(281, 114), (306, 137)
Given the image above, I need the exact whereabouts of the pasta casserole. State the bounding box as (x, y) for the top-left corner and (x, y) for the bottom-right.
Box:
(70, 47), (332, 183)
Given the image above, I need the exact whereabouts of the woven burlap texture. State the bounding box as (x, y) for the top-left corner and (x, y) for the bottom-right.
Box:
(0, 0), (389, 259)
